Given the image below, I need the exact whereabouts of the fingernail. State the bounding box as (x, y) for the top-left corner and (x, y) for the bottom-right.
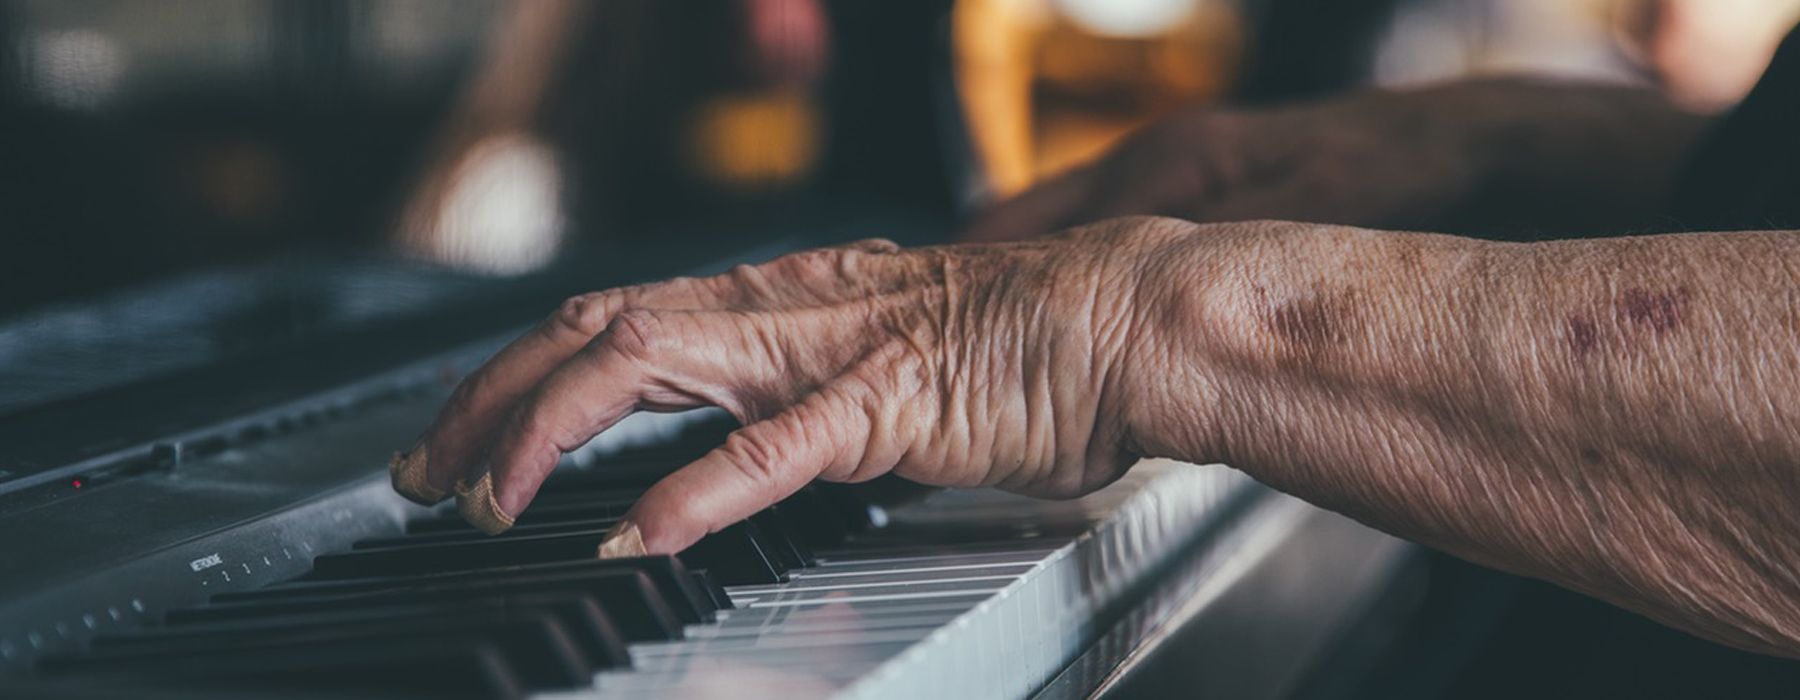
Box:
(389, 442), (448, 505)
(596, 520), (647, 559)
(455, 472), (516, 535)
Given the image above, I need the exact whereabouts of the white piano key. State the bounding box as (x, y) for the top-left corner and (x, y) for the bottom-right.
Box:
(541, 461), (1255, 700)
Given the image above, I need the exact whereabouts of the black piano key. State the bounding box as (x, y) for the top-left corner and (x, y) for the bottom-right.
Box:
(53, 615), (590, 690)
(752, 508), (817, 568)
(814, 483), (880, 532)
(169, 569), (683, 642)
(405, 497), (637, 535)
(148, 592), (632, 670)
(308, 530), (611, 579)
(689, 569), (734, 611)
(540, 462), (673, 491)
(228, 557), (715, 624)
(43, 639), (526, 700)
(768, 487), (854, 547)
(525, 483), (645, 503)
(364, 516), (624, 549)
(322, 518), (785, 586)
(681, 522), (786, 585)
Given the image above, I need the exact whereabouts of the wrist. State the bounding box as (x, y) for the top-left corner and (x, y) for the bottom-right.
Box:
(1119, 220), (1493, 470)
(1119, 220), (1337, 465)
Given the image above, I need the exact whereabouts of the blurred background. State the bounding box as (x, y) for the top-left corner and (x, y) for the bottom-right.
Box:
(4, 0), (1799, 316)
(5, 2), (1800, 697)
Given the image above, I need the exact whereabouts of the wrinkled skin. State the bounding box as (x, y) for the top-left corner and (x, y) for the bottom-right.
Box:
(415, 216), (1800, 659)
(415, 219), (1214, 552)
(410, 79), (1800, 658)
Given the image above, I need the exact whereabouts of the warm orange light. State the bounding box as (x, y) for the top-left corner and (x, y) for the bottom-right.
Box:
(687, 89), (823, 190)
(953, 0), (1244, 200)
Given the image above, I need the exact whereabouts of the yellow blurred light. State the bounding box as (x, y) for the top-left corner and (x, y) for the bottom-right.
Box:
(687, 90), (822, 189)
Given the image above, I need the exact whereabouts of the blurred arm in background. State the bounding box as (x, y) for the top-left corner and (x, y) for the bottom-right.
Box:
(961, 78), (1710, 242)
(962, 0), (1799, 243)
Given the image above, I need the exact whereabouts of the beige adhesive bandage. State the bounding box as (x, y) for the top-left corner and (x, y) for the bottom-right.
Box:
(596, 520), (647, 559)
(389, 445), (448, 505)
(455, 472), (516, 535)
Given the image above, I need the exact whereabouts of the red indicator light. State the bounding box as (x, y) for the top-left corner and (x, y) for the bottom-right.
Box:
(71, 478), (84, 489)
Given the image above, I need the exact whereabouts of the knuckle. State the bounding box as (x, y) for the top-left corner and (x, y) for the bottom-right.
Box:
(604, 309), (668, 359)
(776, 249), (837, 278)
(720, 428), (788, 488)
(549, 291), (618, 338)
(848, 238), (901, 254)
(726, 263), (762, 286)
(723, 263), (775, 300)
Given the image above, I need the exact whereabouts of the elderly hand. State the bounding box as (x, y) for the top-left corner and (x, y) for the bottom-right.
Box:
(400, 217), (1231, 554)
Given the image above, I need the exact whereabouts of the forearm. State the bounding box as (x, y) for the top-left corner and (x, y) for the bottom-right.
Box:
(1132, 221), (1800, 656)
(1416, 78), (1713, 234)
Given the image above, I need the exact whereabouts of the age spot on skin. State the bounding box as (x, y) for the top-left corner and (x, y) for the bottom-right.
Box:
(1267, 294), (1349, 348)
(1565, 316), (1600, 356)
(1617, 287), (1689, 334)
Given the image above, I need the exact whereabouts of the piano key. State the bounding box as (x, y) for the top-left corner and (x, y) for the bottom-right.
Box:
(632, 626), (937, 657)
(800, 548), (1057, 574)
(752, 509), (817, 569)
(50, 615), (591, 690)
(719, 487), (850, 551)
(690, 611), (964, 641)
(147, 592), (631, 670)
(812, 483), (881, 532)
(169, 569), (684, 642)
(312, 520), (788, 586)
(689, 569), (734, 611)
(308, 530), (614, 579)
(364, 515), (625, 548)
(679, 522), (786, 585)
(736, 576), (1015, 606)
(228, 557), (716, 624)
(702, 599), (985, 630)
(736, 563), (1032, 592)
(525, 483), (645, 504)
(44, 639), (527, 700)
(403, 499), (633, 535)
(624, 641), (919, 677)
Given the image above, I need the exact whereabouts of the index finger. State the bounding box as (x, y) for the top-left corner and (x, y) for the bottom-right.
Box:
(403, 239), (917, 505)
(401, 277), (724, 504)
